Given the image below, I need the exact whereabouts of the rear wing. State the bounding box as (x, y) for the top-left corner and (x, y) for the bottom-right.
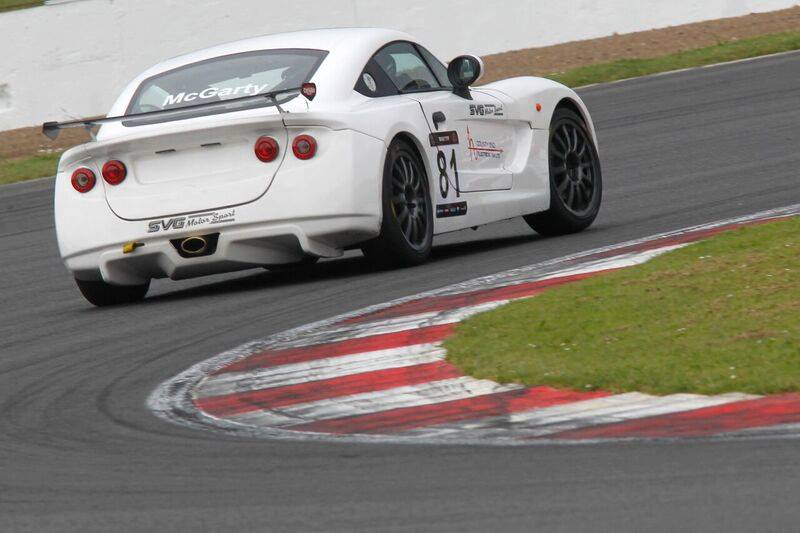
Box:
(42, 83), (317, 140)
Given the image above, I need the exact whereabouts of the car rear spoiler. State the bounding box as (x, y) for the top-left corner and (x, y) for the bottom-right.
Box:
(42, 83), (317, 140)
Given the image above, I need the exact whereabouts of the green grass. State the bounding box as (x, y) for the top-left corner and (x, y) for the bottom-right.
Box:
(549, 30), (800, 87)
(0, 153), (59, 185)
(0, 0), (43, 13)
(445, 218), (800, 395)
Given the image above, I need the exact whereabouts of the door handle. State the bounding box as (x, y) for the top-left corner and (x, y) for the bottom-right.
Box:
(432, 111), (446, 130)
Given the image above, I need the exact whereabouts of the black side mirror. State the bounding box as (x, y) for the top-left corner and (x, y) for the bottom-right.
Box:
(447, 55), (484, 99)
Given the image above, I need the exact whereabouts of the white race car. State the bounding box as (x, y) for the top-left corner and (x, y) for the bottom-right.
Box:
(46, 28), (602, 306)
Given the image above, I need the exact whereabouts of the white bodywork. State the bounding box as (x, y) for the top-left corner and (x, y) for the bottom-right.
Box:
(54, 28), (597, 286)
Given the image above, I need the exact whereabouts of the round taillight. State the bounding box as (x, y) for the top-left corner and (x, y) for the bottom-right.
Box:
(71, 168), (96, 193)
(102, 160), (127, 185)
(292, 134), (317, 160)
(254, 136), (279, 162)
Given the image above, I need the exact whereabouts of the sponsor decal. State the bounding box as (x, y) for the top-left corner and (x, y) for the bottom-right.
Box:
(362, 73), (377, 93)
(147, 209), (236, 233)
(469, 103), (504, 117)
(429, 131), (460, 147)
(466, 126), (504, 161)
(162, 84), (273, 108)
(436, 201), (468, 218)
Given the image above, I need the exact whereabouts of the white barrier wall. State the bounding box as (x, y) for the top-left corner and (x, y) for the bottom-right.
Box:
(0, 0), (797, 131)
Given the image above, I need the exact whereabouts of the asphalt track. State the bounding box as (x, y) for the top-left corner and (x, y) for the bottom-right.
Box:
(2, 51), (800, 531)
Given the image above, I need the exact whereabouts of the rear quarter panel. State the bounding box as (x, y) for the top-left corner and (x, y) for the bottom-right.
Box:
(479, 77), (598, 148)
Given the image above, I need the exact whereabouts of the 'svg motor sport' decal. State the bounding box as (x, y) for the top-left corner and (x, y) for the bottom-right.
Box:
(147, 209), (236, 233)
(469, 103), (504, 117)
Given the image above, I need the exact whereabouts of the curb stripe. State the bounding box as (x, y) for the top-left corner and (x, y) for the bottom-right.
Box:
(228, 377), (523, 427)
(148, 205), (800, 444)
(196, 343), (447, 399)
(548, 393), (800, 440)
(196, 361), (465, 417)
(215, 323), (455, 375)
(339, 243), (684, 326)
(293, 387), (610, 434)
(407, 393), (756, 440)
(339, 271), (609, 326)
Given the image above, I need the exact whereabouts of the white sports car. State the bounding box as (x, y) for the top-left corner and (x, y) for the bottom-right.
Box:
(46, 28), (602, 306)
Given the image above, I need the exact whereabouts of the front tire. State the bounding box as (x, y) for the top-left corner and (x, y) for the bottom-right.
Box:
(362, 139), (433, 266)
(524, 107), (602, 236)
(75, 278), (149, 307)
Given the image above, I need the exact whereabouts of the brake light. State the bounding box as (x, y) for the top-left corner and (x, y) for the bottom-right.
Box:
(102, 160), (127, 185)
(292, 135), (317, 160)
(254, 136), (279, 162)
(71, 168), (96, 193)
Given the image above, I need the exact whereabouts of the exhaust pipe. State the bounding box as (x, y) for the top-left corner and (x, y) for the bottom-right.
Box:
(170, 232), (220, 259)
(179, 236), (208, 256)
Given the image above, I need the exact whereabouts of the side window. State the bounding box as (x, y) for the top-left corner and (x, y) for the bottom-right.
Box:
(373, 42), (441, 92)
(416, 45), (450, 88)
(355, 59), (398, 98)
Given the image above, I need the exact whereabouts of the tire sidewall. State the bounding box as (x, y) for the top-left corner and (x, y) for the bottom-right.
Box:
(376, 140), (433, 263)
(548, 109), (603, 225)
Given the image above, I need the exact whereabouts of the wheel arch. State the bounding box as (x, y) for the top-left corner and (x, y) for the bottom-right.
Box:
(387, 131), (434, 198)
(553, 96), (599, 151)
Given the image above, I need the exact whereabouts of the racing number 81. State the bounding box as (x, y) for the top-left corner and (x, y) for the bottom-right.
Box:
(437, 149), (460, 199)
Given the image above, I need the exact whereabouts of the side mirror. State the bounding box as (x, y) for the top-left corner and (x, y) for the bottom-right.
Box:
(447, 55), (484, 99)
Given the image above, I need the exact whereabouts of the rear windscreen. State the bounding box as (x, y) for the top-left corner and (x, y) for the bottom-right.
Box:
(124, 49), (327, 123)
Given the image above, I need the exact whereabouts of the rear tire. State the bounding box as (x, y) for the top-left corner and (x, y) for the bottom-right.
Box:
(75, 278), (149, 307)
(362, 139), (433, 266)
(524, 107), (602, 236)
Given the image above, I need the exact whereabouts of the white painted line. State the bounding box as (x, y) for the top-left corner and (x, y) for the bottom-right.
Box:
(227, 377), (523, 428)
(536, 244), (688, 279)
(194, 343), (447, 399)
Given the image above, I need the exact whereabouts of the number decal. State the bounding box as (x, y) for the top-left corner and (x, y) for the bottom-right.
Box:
(437, 150), (449, 198)
(436, 149), (461, 199)
(450, 148), (460, 198)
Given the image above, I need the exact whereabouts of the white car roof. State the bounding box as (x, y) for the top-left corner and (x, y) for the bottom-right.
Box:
(107, 28), (422, 116)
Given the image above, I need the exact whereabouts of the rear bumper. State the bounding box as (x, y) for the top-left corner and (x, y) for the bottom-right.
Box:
(67, 215), (375, 285)
(56, 128), (384, 285)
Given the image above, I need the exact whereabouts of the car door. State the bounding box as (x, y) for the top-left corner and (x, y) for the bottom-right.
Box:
(369, 42), (513, 197)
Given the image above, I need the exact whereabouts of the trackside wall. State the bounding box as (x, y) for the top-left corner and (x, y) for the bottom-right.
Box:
(0, 0), (797, 130)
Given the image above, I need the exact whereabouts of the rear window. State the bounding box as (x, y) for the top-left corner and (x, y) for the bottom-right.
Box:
(125, 49), (327, 124)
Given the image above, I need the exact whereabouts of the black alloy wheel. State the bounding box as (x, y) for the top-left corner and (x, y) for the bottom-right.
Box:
(362, 139), (433, 266)
(524, 107), (602, 236)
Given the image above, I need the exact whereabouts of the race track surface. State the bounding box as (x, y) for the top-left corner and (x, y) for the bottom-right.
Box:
(2, 52), (800, 531)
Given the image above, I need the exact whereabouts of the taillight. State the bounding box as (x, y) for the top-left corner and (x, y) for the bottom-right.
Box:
(254, 136), (279, 162)
(102, 160), (127, 185)
(71, 168), (96, 193)
(292, 135), (317, 160)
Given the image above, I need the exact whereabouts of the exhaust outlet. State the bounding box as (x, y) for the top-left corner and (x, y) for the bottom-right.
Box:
(170, 233), (220, 259)
(180, 236), (208, 255)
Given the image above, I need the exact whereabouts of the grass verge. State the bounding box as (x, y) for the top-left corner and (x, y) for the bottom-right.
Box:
(548, 30), (800, 87)
(0, 154), (60, 185)
(445, 218), (800, 395)
(0, 0), (43, 13)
